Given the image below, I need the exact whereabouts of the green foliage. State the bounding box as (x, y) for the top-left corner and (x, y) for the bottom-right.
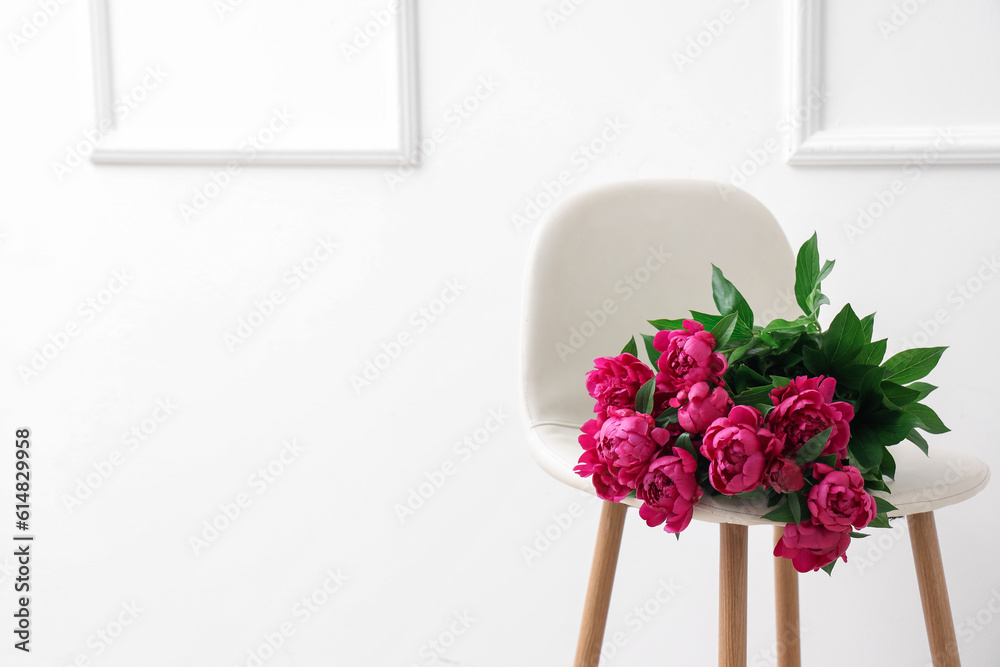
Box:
(622, 232), (951, 568)
(621, 336), (638, 357)
(634, 378), (655, 415)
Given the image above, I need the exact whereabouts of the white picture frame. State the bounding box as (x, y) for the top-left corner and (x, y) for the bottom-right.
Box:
(787, 0), (1000, 165)
(88, 0), (420, 166)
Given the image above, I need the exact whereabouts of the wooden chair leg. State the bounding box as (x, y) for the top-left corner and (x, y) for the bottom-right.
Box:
(574, 501), (628, 667)
(773, 525), (801, 667)
(719, 523), (748, 667)
(908, 512), (961, 667)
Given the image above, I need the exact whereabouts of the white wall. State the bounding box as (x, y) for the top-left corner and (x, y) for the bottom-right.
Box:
(3, 1), (999, 665)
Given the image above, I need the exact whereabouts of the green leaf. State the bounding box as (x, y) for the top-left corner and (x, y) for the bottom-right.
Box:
(649, 318), (685, 331)
(815, 454), (838, 468)
(771, 375), (791, 388)
(673, 432), (697, 457)
(842, 364), (884, 394)
(823, 304), (866, 367)
(849, 425), (885, 472)
(874, 496), (898, 514)
(869, 410), (918, 446)
(735, 365), (769, 387)
(907, 402), (949, 434)
(881, 381), (921, 408)
(709, 312), (739, 349)
(641, 333), (660, 368)
(732, 385), (774, 407)
(788, 493), (803, 524)
(821, 561), (836, 576)
(621, 336), (638, 357)
(868, 514), (892, 529)
(849, 532), (870, 539)
(794, 233), (820, 315)
(794, 428), (832, 466)
(727, 338), (759, 365)
(734, 488), (768, 500)
(882, 347), (947, 385)
(711, 265), (754, 329)
(880, 447), (896, 480)
(864, 478), (890, 493)
(761, 500), (796, 523)
(635, 378), (655, 415)
(802, 345), (827, 375)
(857, 339), (888, 366)
(859, 313), (876, 344)
(905, 428), (929, 455)
(907, 382), (937, 402)
(763, 318), (808, 334)
(689, 311), (753, 339)
(818, 259), (836, 283)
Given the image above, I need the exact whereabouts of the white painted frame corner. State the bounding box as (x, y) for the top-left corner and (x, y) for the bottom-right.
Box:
(88, 0), (421, 167)
(787, 0), (1000, 165)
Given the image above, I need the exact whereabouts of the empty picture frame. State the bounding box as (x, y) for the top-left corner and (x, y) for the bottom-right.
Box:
(787, 0), (1000, 165)
(89, 0), (419, 166)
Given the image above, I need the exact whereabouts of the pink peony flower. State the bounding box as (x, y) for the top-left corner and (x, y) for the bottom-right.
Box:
(700, 405), (776, 495)
(673, 381), (733, 435)
(763, 457), (805, 493)
(766, 376), (855, 460)
(575, 417), (631, 502)
(807, 463), (877, 532)
(653, 320), (727, 393)
(596, 408), (671, 488)
(773, 521), (851, 573)
(586, 354), (655, 415)
(637, 448), (703, 533)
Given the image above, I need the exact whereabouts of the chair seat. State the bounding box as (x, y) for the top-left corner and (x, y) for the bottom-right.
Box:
(527, 423), (990, 526)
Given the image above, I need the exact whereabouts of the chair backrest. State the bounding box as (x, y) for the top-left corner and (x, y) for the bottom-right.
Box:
(521, 180), (795, 429)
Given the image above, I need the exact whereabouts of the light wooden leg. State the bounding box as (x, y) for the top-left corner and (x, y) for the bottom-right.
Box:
(719, 523), (748, 667)
(574, 501), (628, 667)
(773, 525), (801, 667)
(908, 512), (961, 667)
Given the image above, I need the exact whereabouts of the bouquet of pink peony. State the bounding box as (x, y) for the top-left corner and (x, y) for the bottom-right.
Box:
(576, 234), (948, 574)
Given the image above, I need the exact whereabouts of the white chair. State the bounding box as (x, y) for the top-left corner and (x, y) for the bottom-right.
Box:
(520, 180), (990, 667)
